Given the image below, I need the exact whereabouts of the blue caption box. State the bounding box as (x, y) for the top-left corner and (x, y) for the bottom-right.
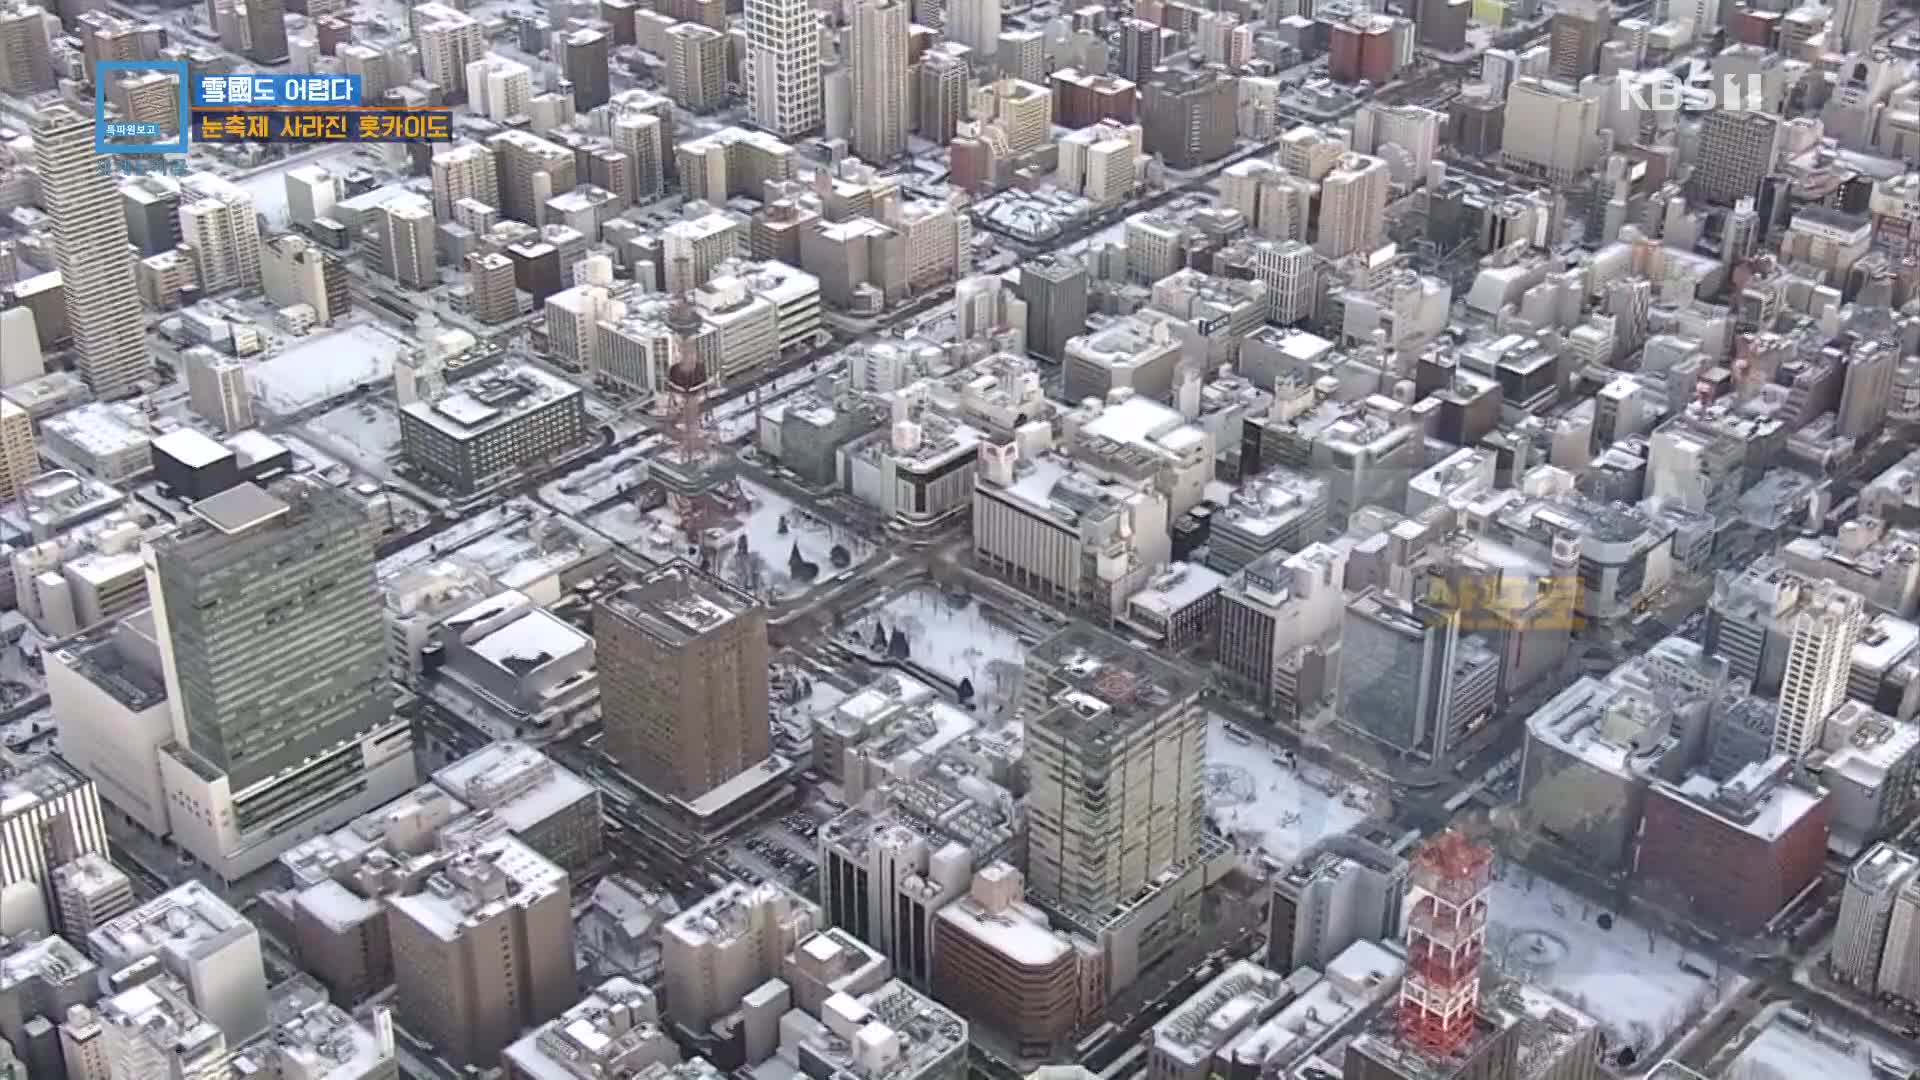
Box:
(192, 74), (362, 107)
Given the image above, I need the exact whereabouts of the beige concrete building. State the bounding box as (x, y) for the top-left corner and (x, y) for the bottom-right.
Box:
(677, 127), (796, 204)
(430, 142), (499, 221)
(488, 129), (578, 226)
(0, 397), (36, 500)
(465, 251), (520, 324)
(850, 0), (910, 162)
(386, 836), (573, 1066)
(414, 2), (484, 98)
(1314, 152), (1389, 259)
(660, 880), (819, 1030)
(0, 2), (55, 94)
(667, 22), (728, 113)
(594, 563), (771, 802)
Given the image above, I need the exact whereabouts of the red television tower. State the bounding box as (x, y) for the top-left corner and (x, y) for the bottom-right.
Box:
(1398, 830), (1493, 1055)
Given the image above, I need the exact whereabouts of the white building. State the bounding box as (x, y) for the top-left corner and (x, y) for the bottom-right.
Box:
(1775, 580), (1866, 760)
(466, 53), (533, 123)
(178, 173), (262, 294)
(660, 880), (820, 1030)
(745, 0), (823, 139)
(1834, 843), (1920, 989)
(89, 881), (269, 1043)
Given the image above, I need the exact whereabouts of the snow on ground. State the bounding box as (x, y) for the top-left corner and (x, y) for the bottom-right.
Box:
(248, 322), (406, 414)
(306, 399), (403, 476)
(1729, 1012), (1913, 1080)
(1485, 868), (1743, 1053)
(273, 434), (346, 478)
(866, 586), (1028, 710)
(587, 477), (873, 602)
(377, 503), (524, 579)
(1204, 714), (1373, 870)
(540, 437), (660, 517)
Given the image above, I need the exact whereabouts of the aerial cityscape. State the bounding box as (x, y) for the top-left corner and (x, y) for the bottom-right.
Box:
(0, 0), (1918, 1077)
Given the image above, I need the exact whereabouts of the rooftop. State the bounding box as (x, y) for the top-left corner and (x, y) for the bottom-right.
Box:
(1152, 960), (1295, 1066)
(1027, 623), (1199, 742)
(0, 756), (92, 820)
(0, 933), (96, 996)
(386, 836), (566, 942)
(89, 881), (256, 967)
(502, 977), (669, 1080)
(600, 561), (759, 646)
(432, 741), (597, 836)
(403, 362), (581, 438)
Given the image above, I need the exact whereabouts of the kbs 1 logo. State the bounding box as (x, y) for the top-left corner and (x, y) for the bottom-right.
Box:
(1619, 62), (1768, 113)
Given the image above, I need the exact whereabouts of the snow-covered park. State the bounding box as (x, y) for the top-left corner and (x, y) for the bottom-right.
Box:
(588, 477), (873, 602)
(859, 587), (1030, 712)
(1485, 867), (1745, 1056)
(1203, 714), (1374, 870)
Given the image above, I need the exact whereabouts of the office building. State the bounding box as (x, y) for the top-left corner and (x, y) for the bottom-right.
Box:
(1880, 870), (1920, 1003)
(431, 741), (603, 876)
(1690, 110), (1783, 207)
(558, 27), (610, 110)
(388, 836), (574, 1066)
(52, 852), (136, 936)
(1548, 0), (1609, 81)
(3, 934), (97, 1078)
(0, 757), (110, 928)
(1269, 835), (1409, 972)
(466, 53), (533, 122)
(245, 0), (288, 63)
(850, 0), (910, 163)
(745, 0), (822, 138)
(489, 130), (578, 226)
(183, 348), (254, 433)
(145, 478), (415, 881)
(667, 23), (728, 113)
(374, 195), (437, 290)
(398, 363), (585, 491)
(89, 881), (268, 1043)
(1833, 843), (1920, 989)
(430, 142), (498, 221)
(1340, 589), (1467, 763)
(34, 105), (150, 399)
(466, 252), (520, 324)
(1142, 70), (1236, 169)
(502, 978), (675, 1080)
(1774, 580), (1866, 760)
(664, 211), (747, 294)
(1316, 152), (1390, 259)
(596, 563), (771, 803)
(166, 174), (259, 287)
(917, 49), (969, 145)
(933, 864), (1094, 1057)
(414, 3), (484, 98)
(121, 176), (180, 257)
(660, 880), (819, 1031)
(262, 234), (343, 324)
(950, 0), (1000, 54)
(1636, 757), (1831, 934)
(96, 977), (227, 1080)
(819, 807), (972, 989)
(1023, 625), (1206, 918)
(1500, 78), (1598, 185)
(1834, 0), (1882, 53)
(1217, 544), (1345, 720)
(0, 398), (34, 501)
(0, 3), (54, 93)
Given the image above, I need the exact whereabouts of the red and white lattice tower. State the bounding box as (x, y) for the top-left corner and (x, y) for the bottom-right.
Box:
(1398, 830), (1493, 1056)
(663, 279), (720, 542)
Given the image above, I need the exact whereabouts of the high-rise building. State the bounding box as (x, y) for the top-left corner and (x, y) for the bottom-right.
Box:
(178, 172), (263, 294)
(819, 809), (973, 988)
(661, 880), (819, 1030)
(667, 22), (728, 113)
(1690, 109), (1783, 207)
(1774, 579), (1865, 760)
(558, 27), (611, 110)
(387, 836), (574, 1067)
(285, 165), (339, 228)
(1705, 557), (1799, 695)
(122, 176), (181, 257)
(1141, 69), (1235, 169)
(1119, 18), (1167, 81)
(430, 141), (498, 220)
(1316, 151), (1391, 259)
(0, 397), (35, 500)
(745, 0), (822, 139)
(414, 3), (484, 99)
(34, 104), (151, 400)
(917, 49), (969, 145)
(184, 347), (254, 432)
(1834, 0), (1882, 54)
(1340, 589), (1460, 762)
(465, 251), (520, 324)
(60, 1003), (111, 1080)
(466, 53), (533, 123)
(1499, 77), (1599, 185)
(1021, 625), (1206, 919)
(144, 478), (414, 880)
(0, 757), (110, 923)
(1879, 869), (1920, 1003)
(950, 0), (1000, 55)
(1269, 834), (1408, 972)
(595, 563), (771, 802)
(245, 0), (288, 63)
(1019, 253), (1088, 363)
(850, 0), (910, 163)
(489, 129), (578, 226)
(97, 977), (227, 1080)
(1833, 843), (1920, 989)
(0, 3), (55, 95)
(376, 195), (437, 290)
(1548, 0), (1610, 81)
